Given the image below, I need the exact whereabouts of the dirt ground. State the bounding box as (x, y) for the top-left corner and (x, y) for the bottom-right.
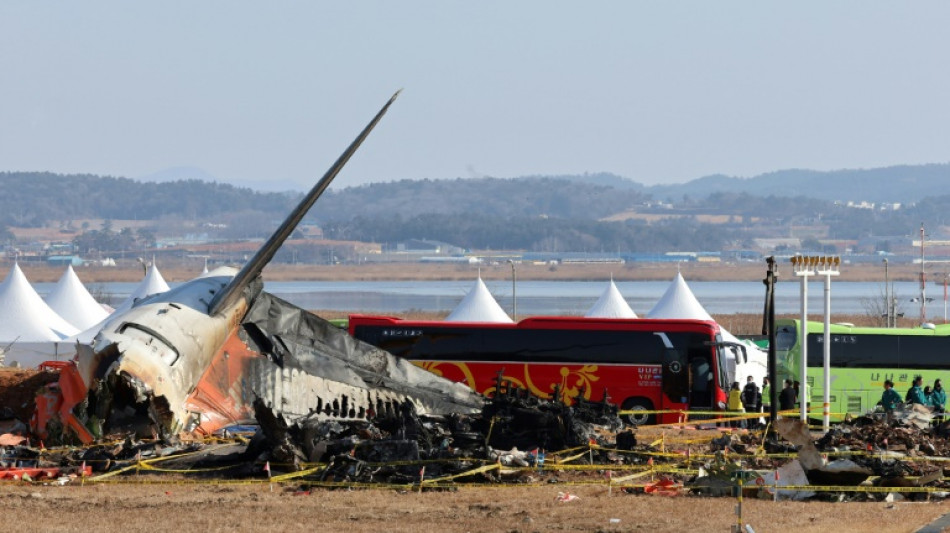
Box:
(0, 480), (948, 533)
(2, 368), (949, 532)
(0, 367), (59, 422)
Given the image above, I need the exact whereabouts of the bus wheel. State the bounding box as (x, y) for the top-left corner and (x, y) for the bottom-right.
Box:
(622, 398), (655, 426)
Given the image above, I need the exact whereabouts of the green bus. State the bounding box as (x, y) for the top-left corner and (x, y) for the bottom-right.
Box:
(775, 318), (950, 418)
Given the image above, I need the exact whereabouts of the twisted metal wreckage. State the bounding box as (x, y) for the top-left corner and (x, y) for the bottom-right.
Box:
(27, 92), (620, 474)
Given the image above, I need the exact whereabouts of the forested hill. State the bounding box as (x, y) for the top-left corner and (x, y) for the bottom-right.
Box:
(643, 164), (950, 204)
(0, 172), (649, 227)
(5, 163), (949, 228)
(317, 177), (648, 221)
(7, 167), (950, 253)
(0, 172), (297, 227)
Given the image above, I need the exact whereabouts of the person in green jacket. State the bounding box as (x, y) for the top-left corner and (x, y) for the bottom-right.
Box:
(906, 376), (926, 406)
(880, 379), (902, 423)
(761, 377), (771, 411)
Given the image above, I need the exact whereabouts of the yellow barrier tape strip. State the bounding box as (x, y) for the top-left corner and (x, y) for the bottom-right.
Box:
(136, 462), (243, 474)
(422, 463), (500, 484)
(269, 466), (324, 483)
(555, 452), (589, 464)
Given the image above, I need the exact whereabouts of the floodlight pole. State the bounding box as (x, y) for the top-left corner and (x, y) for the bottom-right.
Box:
(508, 260), (517, 320)
(883, 258), (890, 328)
(792, 256), (815, 422)
(816, 257), (840, 431)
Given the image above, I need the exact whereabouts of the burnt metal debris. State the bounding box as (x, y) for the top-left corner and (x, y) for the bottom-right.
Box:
(248, 372), (625, 484)
(8, 384), (950, 501)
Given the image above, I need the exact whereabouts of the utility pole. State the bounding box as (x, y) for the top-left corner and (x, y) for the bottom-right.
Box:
(883, 258), (890, 328)
(762, 257), (778, 438)
(921, 223), (927, 324)
(507, 259), (517, 320)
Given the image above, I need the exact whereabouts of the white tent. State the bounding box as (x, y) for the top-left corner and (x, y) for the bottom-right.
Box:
(647, 272), (767, 387)
(445, 277), (514, 323)
(647, 272), (714, 321)
(123, 264), (170, 307)
(0, 263), (79, 367)
(45, 265), (110, 331)
(585, 280), (638, 318)
(68, 263), (173, 345)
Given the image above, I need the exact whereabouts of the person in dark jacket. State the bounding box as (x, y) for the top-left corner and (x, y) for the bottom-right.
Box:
(778, 379), (797, 414)
(740, 376), (760, 428)
(930, 379), (947, 424)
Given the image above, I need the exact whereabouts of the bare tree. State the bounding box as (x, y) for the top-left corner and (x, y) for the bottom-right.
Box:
(862, 286), (904, 327)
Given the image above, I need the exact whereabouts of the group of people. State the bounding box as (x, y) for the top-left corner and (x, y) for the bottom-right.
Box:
(880, 376), (946, 421)
(726, 373), (948, 427)
(726, 376), (801, 428)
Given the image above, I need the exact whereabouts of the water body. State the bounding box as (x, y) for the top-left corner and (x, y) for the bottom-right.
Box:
(34, 280), (941, 319)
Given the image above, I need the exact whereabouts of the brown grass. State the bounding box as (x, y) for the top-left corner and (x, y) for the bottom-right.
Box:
(3, 261), (927, 283)
(0, 479), (947, 532)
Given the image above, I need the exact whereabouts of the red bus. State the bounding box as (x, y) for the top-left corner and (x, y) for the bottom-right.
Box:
(348, 315), (737, 425)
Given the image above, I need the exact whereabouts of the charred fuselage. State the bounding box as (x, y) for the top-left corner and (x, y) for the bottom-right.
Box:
(52, 91), (484, 443)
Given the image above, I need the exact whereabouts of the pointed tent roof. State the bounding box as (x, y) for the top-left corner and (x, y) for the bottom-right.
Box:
(585, 280), (638, 318)
(44, 265), (110, 331)
(647, 271), (762, 354)
(68, 263), (173, 345)
(647, 272), (714, 321)
(0, 263), (80, 342)
(123, 264), (170, 307)
(446, 277), (513, 323)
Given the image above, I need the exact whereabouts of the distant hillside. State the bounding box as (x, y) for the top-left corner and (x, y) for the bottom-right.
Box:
(0, 172), (297, 228)
(316, 176), (648, 222)
(643, 164), (950, 204)
(7, 165), (950, 254)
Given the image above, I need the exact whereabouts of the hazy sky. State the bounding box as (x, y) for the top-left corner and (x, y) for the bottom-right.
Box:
(2, 2), (949, 191)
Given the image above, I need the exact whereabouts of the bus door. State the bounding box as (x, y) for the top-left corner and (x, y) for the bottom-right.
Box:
(689, 356), (713, 409)
(656, 333), (690, 408)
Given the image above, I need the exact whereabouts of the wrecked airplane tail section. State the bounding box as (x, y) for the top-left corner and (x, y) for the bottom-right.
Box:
(32, 92), (484, 444)
(186, 292), (484, 436)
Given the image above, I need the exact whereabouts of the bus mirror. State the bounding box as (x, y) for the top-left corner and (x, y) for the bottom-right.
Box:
(736, 344), (748, 364)
(706, 341), (748, 364)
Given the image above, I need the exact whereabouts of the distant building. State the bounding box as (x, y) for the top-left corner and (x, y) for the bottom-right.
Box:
(46, 255), (84, 267)
(394, 239), (465, 255)
(420, 256), (482, 264)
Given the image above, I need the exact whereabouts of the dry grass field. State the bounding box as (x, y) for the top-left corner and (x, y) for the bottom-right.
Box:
(4, 260), (926, 284)
(1, 478), (948, 533)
